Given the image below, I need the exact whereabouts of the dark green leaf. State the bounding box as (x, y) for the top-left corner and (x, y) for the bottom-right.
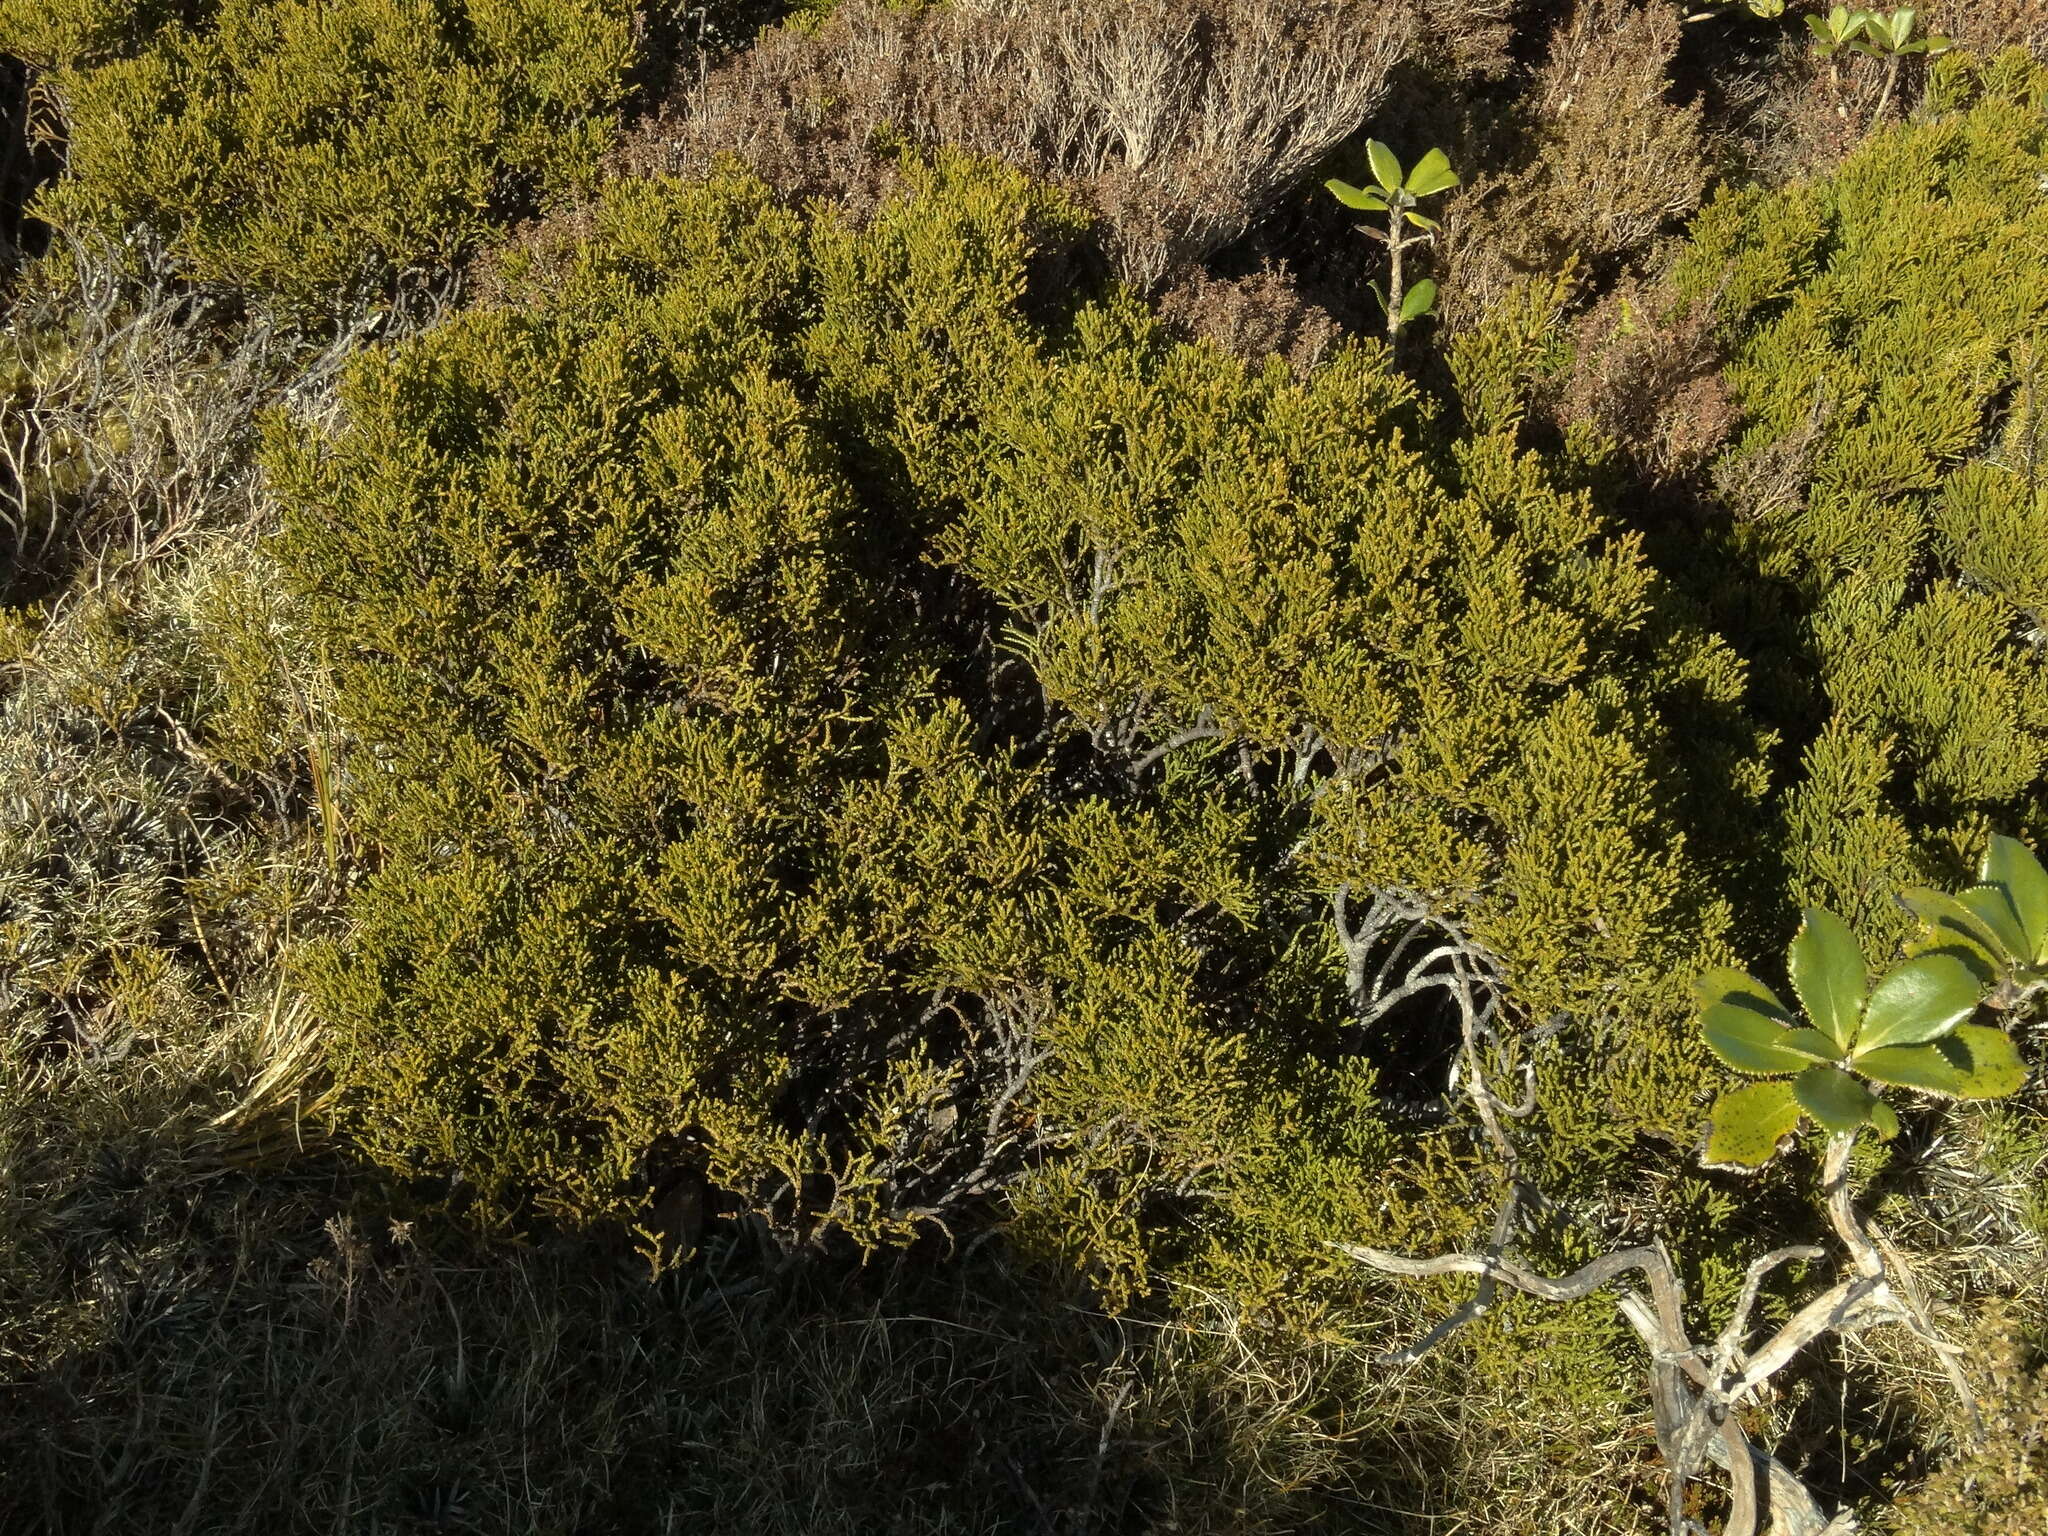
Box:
(1695, 966), (1793, 1021)
(1868, 1097), (1900, 1140)
(1787, 1027), (1847, 1060)
(1983, 834), (2048, 962)
(1935, 1025), (2029, 1099)
(1794, 1065), (1879, 1133)
(1900, 887), (2005, 966)
(1398, 279), (1438, 322)
(1704, 1080), (1804, 1170)
(1854, 952), (1982, 1051)
(1788, 906), (1864, 1052)
(1857, 1026), (2028, 1099)
(1962, 882), (2030, 958)
(1703, 1004), (1837, 1074)
(1403, 210), (1441, 231)
(1855, 1040), (1970, 1094)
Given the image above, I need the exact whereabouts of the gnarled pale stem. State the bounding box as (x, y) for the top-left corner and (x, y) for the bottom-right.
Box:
(1328, 938), (1979, 1536)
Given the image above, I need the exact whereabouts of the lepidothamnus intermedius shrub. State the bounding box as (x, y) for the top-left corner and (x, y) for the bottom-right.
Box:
(272, 162), (1104, 1248)
(274, 153), (1768, 1437)
(1676, 49), (2048, 946)
(1, 0), (635, 313)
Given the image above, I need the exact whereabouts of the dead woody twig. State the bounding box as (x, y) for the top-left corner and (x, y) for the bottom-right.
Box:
(1326, 896), (1978, 1536)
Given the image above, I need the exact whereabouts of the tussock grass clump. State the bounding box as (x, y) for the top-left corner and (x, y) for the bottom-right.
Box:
(0, 238), (315, 599)
(0, 533), (344, 1528)
(1891, 1300), (2048, 1533)
(0, 238), (358, 1125)
(4, 1199), (1158, 1535)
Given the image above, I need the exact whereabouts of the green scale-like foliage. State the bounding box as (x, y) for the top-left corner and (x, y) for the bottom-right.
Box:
(881, 269), (1756, 1043)
(278, 155), (1761, 1405)
(273, 165), (1271, 1255)
(1675, 50), (2048, 943)
(2, 0), (635, 313)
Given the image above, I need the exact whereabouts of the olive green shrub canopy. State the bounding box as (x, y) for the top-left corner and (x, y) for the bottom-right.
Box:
(0, 0), (635, 310)
(270, 158), (1761, 1347)
(1680, 50), (2048, 940)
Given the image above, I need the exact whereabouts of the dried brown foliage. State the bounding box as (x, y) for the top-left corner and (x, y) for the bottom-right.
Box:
(1552, 270), (1735, 481)
(621, 0), (1516, 289)
(1154, 262), (1341, 374)
(1419, 0), (1516, 77)
(1710, 380), (1837, 525)
(1930, 0), (2048, 60)
(1436, 0), (1707, 331)
(1737, 26), (1938, 186)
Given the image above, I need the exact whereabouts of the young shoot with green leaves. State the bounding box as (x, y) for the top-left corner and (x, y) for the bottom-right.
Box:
(1325, 140), (1458, 342)
(1853, 6), (1950, 120)
(1806, 2), (1869, 58)
(1681, 0), (1785, 20)
(1807, 5), (1951, 122)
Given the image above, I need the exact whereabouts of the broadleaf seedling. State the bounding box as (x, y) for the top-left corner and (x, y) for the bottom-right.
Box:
(1326, 141), (1458, 343)
(1698, 843), (2038, 1170)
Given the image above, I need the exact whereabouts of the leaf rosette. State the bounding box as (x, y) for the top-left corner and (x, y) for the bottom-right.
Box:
(1699, 849), (2036, 1170)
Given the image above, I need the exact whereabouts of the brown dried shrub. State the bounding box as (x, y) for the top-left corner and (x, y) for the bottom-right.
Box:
(621, 0), (1511, 290)
(1436, 0), (1707, 330)
(1929, 0), (2048, 60)
(1419, 0), (1516, 77)
(1737, 23), (1954, 186)
(1551, 269), (1736, 481)
(1153, 262), (1342, 375)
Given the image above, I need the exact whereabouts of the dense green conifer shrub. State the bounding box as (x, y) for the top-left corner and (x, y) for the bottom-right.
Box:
(1676, 49), (2048, 945)
(10, 7), (2048, 1526)
(0, 0), (636, 312)
(273, 161), (1080, 1245)
(273, 161), (1778, 1533)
